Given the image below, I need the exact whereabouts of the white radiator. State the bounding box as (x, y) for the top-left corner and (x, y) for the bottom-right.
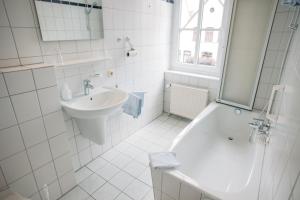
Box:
(170, 83), (208, 119)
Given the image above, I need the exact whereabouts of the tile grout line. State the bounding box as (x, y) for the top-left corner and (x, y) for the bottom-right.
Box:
(30, 68), (64, 197)
(2, 68), (43, 199)
(2, 0), (22, 66)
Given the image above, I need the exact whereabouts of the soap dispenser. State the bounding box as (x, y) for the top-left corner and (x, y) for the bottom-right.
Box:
(61, 83), (72, 101)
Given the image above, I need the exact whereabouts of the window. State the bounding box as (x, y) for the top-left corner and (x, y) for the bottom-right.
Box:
(175, 0), (226, 70)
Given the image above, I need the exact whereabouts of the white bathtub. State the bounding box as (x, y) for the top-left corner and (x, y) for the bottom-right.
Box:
(151, 102), (265, 200)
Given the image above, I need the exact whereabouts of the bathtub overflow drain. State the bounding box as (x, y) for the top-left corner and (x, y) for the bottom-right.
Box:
(228, 137), (234, 141)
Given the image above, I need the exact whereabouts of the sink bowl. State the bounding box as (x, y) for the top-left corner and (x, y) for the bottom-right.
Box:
(61, 87), (128, 144)
(61, 87), (128, 119)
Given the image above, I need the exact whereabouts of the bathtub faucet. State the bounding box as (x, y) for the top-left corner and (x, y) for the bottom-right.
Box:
(249, 118), (271, 143)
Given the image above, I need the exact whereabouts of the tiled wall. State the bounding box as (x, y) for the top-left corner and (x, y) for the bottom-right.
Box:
(0, 66), (76, 200)
(259, 7), (300, 200)
(150, 169), (218, 200)
(163, 71), (219, 113)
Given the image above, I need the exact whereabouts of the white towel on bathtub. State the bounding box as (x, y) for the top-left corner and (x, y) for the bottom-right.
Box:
(149, 152), (180, 169)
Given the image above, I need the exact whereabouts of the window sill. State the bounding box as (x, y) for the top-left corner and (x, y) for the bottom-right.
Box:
(171, 64), (220, 78)
(165, 70), (220, 81)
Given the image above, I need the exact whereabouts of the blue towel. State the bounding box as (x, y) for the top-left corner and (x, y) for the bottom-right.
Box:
(122, 92), (145, 118)
(282, 0), (300, 6)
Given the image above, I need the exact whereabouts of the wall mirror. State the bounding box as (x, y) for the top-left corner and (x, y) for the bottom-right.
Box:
(34, 0), (104, 41)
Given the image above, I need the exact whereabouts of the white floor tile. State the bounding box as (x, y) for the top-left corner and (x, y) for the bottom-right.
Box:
(75, 167), (93, 183)
(134, 152), (150, 166)
(79, 173), (106, 194)
(110, 153), (133, 168)
(124, 160), (147, 178)
(60, 186), (89, 200)
(115, 193), (133, 200)
(87, 157), (108, 172)
(115, 142), (131, 152)
(95, 163), (120, 180)
(109, 171), (134, 190)
(122, 145), (145, 159)
(102, 149), (121, 161)
(92, 183), (121, 200)
(124, 179), (151, 200)
(84, 196), (95, 200)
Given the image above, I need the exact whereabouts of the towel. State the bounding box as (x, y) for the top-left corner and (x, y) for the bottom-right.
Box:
(282, 0), (300, 6)
(149, 152), (180, 169)
(122, 92), (145, 118)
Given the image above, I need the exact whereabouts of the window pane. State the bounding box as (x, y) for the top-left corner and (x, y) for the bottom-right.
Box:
(197, 31), (220, 66)
(178, 30), (197, 64)
(180, 0), (200, 29)
(201, 0), (224, 29)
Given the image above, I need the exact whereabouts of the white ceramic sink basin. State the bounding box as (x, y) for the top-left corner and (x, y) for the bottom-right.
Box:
(61, 87), (128, 119)
(61, 87), (128, 145)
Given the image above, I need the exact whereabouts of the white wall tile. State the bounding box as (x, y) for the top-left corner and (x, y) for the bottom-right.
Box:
(37, 86), (61, 115)
(1, 151), (31, 183)
(59, 170), (76, 194)
(0, 74), (8, 97)
(54, 153), (73, 177)
(75, 135), (90, 151)
(20, 56), (43, 66)
(19, 117), (47, 148)
(49, 133), (70, 159)
(33, 67), (57, 89)
(12, 28), (41, 57)
(9, 173), (38, 198)
(78, 148), (92, 166)
(0, 126), (24, 160)
(11, 91), (41, 123)
(4, 70), (35, 95)
(44, 110), (66, 138)
(0, 97), (17, 130)
(0, 0), (9, 26)
(33, 162), (57, 190)
(28, 141), (52, 169)
(41, 179), (61, 200)
(0, 168), (6, 190)
(0, 27), (18, 60)
(3, 0), (35, 27)
(0, 58), (20, 68)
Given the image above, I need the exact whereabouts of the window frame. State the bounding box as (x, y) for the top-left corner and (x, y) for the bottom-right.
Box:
(171, 0), (233, 77)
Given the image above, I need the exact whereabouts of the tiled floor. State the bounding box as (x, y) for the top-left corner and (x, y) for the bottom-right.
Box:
(59, 113), (189, 200)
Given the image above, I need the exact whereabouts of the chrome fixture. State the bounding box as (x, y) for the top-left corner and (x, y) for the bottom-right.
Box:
(83, 79), (94, 95)
(248, 118), (271, 143)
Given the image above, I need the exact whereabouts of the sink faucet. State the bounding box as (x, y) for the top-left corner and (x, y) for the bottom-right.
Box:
(249, 118), (271, 143)
(83, 79), (94, 95)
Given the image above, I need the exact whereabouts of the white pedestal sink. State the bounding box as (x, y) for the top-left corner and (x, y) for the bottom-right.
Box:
(61, 87), (128, 145)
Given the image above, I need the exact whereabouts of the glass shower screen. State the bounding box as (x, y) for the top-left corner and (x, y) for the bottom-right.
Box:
(218, 0), (277, 110)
